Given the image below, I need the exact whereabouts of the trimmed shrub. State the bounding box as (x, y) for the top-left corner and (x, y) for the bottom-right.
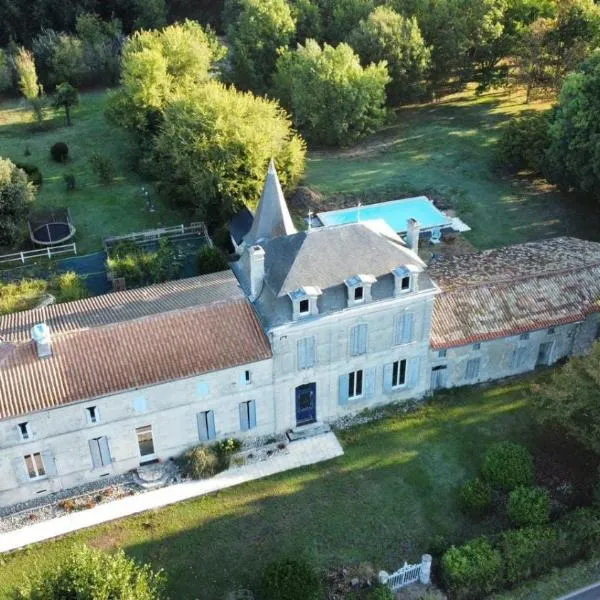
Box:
(507, 486), (551, 527)
(89, 152), (115, 184)
(214, 438), (242, 470)
(63, 173), (76, 191)
(178, 445), (220, 480)
(366, 586), (394, 600)
(197, 245), (229, 275)
(482, 441), (534, 491)
(53, 272), (87, 303)
(441, 537), (503, 600)
(556, 507), (600, 561)
(261, 557), (321, 600)
(50, 142), (69, 163)
(501, 525), (558, 583)
(459, 477), (492, 516)
(14, 162), (42, 187)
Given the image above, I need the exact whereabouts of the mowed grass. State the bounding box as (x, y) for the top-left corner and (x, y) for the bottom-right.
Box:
(0, 380), (535, 599)
(305, 86), (600, 249)
(0, 92), (186, 255)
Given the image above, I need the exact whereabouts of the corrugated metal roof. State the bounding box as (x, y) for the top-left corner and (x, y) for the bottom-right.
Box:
(0, 299), (272, 421)
(0, 271), (242, 344)
(430, 238), (600, 348)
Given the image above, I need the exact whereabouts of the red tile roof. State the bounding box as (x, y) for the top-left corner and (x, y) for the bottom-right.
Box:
(0, 276), (272, 421)
(429, 238), (600, 348)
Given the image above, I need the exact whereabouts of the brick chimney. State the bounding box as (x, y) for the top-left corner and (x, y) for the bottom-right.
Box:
(31, 323), (52, 358)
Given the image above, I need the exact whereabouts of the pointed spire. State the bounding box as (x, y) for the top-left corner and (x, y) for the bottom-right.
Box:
(243, 159), (297, 246)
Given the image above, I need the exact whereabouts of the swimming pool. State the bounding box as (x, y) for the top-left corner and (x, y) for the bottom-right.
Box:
(316, 196), (452, 232)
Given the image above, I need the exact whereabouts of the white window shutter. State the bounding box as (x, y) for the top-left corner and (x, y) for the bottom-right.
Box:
(197, 412), (209, 442)
(365, 368), (376, 398)
(338, 374), (349, 405)
(307, 336), (316, 367)
(383, 363), (393, 394)
(12, 457), (29, 484)
(249, 400), (257, 429)
(402, 313), (415, 344)
(350, 326), (359, 356)
(408, 357), (421, 388)
(89, 439), (102, 469)
(98, 437), (112, 466)
(358, 324), (368, 354)
(41, 452), (57, 477)
(240, 403), (249, 431)
(207, 410), (216, 440)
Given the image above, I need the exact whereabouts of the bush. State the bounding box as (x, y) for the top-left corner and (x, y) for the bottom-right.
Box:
(197, 246), (229, 275)
(261, 557), (321, 600)
(178, 445), (220, 479)
(63, 172), (76, 191)
(14, 162), (42, 187)
(482, 441), (534, 491)
(89, 152), (115, 185)
(366, 586), (394, 600)
(53, 272), (87, 303)
(50, 142), (69, 163)
(0, 279), (48, 315)
(495, 112), (551, 173)
(556, 507), (600, 561)
(507, 486), (551, 527)
(441, 537), (503, 600)
(214, 438), (242, 470)
(501, 525), (558, 583)
(459, 477), (492, 516)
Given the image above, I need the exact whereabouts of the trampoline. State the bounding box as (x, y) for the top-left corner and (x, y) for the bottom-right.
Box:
(29, 208), (76, 246)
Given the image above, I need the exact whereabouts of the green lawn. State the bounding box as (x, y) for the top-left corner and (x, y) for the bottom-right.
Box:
(305, 86), (600, 250)
(0, 380), (535, 599)
(0, 92), (186, 255)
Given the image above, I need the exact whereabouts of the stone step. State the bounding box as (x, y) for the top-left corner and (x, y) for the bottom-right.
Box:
(287, 423), (331, 442)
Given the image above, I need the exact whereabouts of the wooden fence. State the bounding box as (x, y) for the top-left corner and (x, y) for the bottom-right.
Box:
(0, 243), (77, 266)
(103, 223), (212, 252)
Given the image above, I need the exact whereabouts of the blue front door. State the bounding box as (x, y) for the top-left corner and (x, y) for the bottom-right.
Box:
(295, 383), (316, 426)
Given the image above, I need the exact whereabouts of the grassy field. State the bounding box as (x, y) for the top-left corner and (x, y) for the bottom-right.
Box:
(0, 92), (186, 255)
(0, 380), (535, 599)
(305, 86), (600, 250)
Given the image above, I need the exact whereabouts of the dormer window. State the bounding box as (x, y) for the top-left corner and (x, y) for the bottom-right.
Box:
(392, 264), (421, 296)
(289, 286), (322, 321)
(345, 274), (376, 308)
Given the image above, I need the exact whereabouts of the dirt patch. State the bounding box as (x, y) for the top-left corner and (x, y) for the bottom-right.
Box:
(288, 186), (323, 212)
(419, 235), (476, 264)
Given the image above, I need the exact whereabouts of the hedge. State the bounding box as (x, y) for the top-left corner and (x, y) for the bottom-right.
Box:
(507, 486), (551, 527)
(482, 441), (534, 491)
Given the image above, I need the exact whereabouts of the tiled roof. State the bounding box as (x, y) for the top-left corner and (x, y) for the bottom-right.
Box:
(0, 271), (242, 344)
(0, 275), (272, 421)
(264, 222), (425, 297)
(430, 238), (600, 348)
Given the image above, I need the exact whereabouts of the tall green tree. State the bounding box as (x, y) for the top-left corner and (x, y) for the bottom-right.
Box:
(14, 47), (45, 123)
(150, 80), (306, 226)
(319, 0), (375, 44)
(227, 0), (296, 93)
(0, 157), (35, 248)
(545, 52), (600, 200)
(15, 545), (165, 599)
(133, 0), (168, 30)
(274, 39), (390, 146)
(54, 82), (79, 126)
(350, 6), (431, 103)
(532, 342), (600, 454)
(0, 49), (11, 93)
(106, 20), (225, 138)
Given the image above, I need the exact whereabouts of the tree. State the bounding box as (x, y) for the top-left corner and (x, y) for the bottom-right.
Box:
(349, 7), (431, 104)
(0, 157), (35, 248)
(150, 80), (306, 226)
(106, 20), (225, 139)
(318, 0), (375, 44)
(54, 82), (79, 126)
(532, 342), (600, 453)
(15, 545), (165, 599)
(227, 0), (296, 94)
(290, 0), (323, 43)
(133, 0), (168, 30)
(273, 39), (390, 146)
(14, 47), (41, 101)
(0, 49), (12, 93)
(545, 52), (600, 200)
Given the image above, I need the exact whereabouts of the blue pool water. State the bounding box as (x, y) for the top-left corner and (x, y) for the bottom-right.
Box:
(317, 196), (451, 232)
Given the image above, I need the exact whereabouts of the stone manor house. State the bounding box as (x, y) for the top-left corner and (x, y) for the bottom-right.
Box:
(1, 162), (600, 506)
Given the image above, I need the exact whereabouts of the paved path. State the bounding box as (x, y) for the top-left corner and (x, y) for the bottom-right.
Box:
(0, 432), (343, 553)
(558, 581), (600, 600)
